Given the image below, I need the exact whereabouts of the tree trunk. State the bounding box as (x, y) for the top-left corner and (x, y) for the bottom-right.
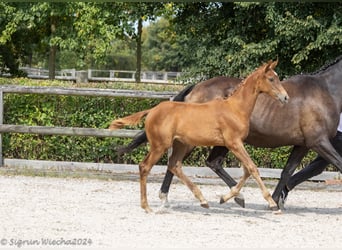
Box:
(48, 45), (56, 80)
(48, 18), (57, 80)
(135, 17), (143, 83)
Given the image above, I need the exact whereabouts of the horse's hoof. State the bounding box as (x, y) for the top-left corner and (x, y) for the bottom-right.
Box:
(201, 201), (209, 209)
(161, 201), (171, 209)
(272, 209), (282, 215)
(159, 191), (168, 200)
(155, 206), (170, 214)
(234, 194), (245, 208)
(270, 205), (282, 214)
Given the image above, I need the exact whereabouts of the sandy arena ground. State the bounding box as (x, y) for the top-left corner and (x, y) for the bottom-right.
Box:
(0, 175), (341, 249)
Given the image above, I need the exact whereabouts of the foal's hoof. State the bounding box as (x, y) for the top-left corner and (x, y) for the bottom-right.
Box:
(219, 196), (226, 204)
(234, 194), (245, 208)
(200, 201), (209, 209)
(143, 207), (153, 214)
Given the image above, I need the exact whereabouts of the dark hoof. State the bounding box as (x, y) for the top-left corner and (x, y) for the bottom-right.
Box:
(219, 196), (225, 204)
(201, 202), (209, 209)
(234, 196), (245, 208)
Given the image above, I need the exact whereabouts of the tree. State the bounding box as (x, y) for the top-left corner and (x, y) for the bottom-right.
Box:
(169, 2), (341, 79)
(142, 18), (185, 72)
(0, 2), (36, 76)
(0, 2), (127, 78)
(122, 2), (165, 82)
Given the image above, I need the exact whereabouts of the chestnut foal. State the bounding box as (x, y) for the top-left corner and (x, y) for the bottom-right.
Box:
(109, 60), (289, 213)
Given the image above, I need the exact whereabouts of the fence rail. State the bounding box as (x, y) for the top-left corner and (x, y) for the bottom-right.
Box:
(0, 85), (339, 181)
(0, 125), (141, 138)
(0, 85), (178, 99)
(18, 67), (183, 84)
(0, 85), (177, 165)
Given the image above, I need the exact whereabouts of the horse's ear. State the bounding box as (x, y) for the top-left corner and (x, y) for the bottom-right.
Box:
(270, 60), (278, 69)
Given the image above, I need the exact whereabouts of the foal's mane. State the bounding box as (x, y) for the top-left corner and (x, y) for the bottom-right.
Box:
(311, 55), (342, 75)
(223, 63), (265, 100)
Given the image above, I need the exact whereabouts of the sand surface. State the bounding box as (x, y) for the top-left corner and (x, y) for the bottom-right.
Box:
(0, 175), (341, 249)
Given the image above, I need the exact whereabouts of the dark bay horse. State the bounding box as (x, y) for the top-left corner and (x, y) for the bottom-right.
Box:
(119, 56), (342, 209)
(109, 61), (289, 213)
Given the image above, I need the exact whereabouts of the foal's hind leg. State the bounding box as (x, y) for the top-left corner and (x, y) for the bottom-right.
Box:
(139, 148), (166, 213)
(159, 140), (194, 208)
(168, 142), (209, 209)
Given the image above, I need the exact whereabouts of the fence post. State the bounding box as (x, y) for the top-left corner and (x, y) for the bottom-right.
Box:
(0, 90), (3, 166)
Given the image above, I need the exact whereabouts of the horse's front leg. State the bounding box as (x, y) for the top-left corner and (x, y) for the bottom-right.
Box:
(272, 146), (308, 207)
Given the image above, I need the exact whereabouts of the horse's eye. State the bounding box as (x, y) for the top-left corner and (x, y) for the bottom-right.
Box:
(269, 77), (274, 82)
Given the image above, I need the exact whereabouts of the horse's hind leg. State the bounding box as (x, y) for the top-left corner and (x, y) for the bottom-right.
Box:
(159, 170), (174, 207)
(168, 142), (209, 209)
(159, 140), (195, 207)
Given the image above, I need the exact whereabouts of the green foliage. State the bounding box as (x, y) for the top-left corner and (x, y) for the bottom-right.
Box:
(1, 2), (340, 80)
(142, 18), (183, 72)
(1, 2), (335, 168)
(1, 77), (317, 169)
(169, 2), (341, 79)
(2, 79), (163, 164)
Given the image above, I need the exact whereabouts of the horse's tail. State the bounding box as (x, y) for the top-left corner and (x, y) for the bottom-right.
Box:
(172, 84), (196, 101)
(109, 109), (151, 130)
(116, 84), (196, 154)
(117, 130), (148, 154)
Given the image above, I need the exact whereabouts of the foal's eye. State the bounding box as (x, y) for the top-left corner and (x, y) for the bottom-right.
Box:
(269, 77), (274, 82)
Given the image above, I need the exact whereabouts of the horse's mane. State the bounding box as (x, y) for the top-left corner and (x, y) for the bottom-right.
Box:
(311, 55), (342, 75)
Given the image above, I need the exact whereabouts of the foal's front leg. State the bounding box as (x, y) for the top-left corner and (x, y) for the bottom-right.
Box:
(221, 141), (280, 213)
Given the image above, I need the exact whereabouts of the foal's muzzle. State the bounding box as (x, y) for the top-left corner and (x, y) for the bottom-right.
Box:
(278, 93), (289, 104)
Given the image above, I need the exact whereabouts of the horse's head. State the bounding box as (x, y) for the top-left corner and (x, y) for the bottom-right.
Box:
(257, 60), (289, 104)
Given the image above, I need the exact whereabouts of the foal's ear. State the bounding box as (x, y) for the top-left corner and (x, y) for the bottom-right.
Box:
(263, 60), (272, 72)
(270, 60), (278, 69)
(263, 60), (278, 73)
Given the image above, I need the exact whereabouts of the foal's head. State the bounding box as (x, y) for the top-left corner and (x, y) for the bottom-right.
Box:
(255, 60), (289, 104)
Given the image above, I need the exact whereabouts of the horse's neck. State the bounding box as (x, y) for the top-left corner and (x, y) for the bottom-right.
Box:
(226, 74), (259, 119)
(318, 60), (342, 112)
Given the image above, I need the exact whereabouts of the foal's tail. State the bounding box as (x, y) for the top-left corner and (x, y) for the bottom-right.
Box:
(116, 84), (196, 154)
(109, 109), (151, 130)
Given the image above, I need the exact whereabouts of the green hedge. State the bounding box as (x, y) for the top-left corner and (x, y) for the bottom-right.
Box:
(1, 78), (317, 169)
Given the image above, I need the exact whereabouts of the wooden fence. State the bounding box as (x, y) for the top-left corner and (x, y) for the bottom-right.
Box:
(0, 85), (339, 181)
(0, 85), (177, 165)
